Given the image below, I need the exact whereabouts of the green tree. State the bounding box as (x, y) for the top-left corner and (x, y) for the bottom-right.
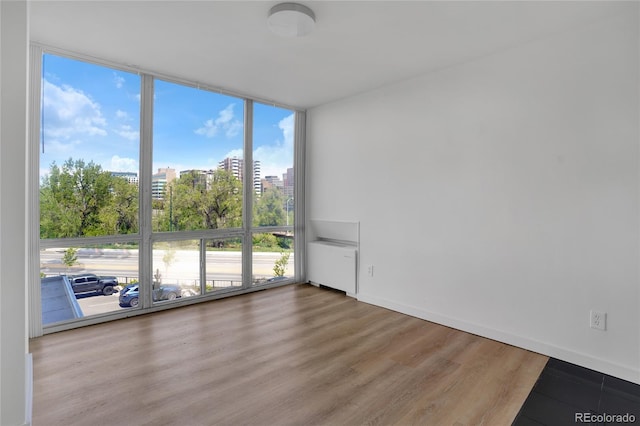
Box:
(154, 246), (177, 287)
(254, 188), (285, 226)
(62, 247), (78, 268)
(253, 232), (278, 249)
(40, 158), (139, 238)
(99, 176), (139, 235)
(160, 170), (242, 231)
(273, 251), (290, 277)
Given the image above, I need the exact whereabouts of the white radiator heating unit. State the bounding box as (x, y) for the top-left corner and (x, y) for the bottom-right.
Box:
(307, 220), (359, 297)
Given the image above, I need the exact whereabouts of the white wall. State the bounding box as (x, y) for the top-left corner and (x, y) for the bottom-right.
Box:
(0, 1), (29, 424)
(307, 8), (640, 383)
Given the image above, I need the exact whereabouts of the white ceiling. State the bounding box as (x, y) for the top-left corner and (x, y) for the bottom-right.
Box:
(29, 1), (629, 109)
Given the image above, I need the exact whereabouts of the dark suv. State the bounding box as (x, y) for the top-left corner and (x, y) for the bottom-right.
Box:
(67, 273), (119, 296)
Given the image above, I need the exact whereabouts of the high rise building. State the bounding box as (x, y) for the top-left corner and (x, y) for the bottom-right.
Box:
(253, 161), (261, 194)
(179, 169), (214, 189)
(218, 157), (242, 180)
(283, 167), (294, 199)
(152, 167), (176, 200)
(217, 157), (261, 194)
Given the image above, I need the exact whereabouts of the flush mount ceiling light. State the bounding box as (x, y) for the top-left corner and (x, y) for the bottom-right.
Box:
(268, 3), (316, 37)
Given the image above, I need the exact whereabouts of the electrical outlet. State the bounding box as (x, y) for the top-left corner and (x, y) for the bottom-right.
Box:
(590, 310), (606, 331)
(367, 265), (374, 277)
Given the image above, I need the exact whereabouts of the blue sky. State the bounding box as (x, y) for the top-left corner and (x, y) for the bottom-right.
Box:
(41, 53), (294, 181)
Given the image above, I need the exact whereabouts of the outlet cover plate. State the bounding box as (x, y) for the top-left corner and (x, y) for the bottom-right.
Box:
(590, 310), (606, 331)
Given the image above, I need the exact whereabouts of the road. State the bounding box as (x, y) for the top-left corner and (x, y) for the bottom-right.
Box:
(41, 248), (294, 281)
(76, 292), (123, 317)
(43, 248), (295, 317)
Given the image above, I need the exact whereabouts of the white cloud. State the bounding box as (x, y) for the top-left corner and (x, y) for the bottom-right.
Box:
(41, 138), (82, 156)
(115, 124), (139, 141)
(279, 113), (294, 148)
(109, 155), (138, 173)
(225, 121), (243, 138)
(115, 109), (129, 120)
(113, 73), (125, 89)
(42, 78), (108, 140)
(253, 113), (295, 178)
(217, 104), (233, 122)
(196, 119), (218, 138)
(223, 149), (244, 159)
(195, 104), (243, 138)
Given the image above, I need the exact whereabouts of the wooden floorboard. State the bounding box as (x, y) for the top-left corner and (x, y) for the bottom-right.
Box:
(30, 284), (547, 426)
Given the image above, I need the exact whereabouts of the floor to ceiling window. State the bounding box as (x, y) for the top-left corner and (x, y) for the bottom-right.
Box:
(150, 80), (246, 303)
(38, 54), (142, 323)
(252, 102), (295, 286)
(33, 48), (302, 333)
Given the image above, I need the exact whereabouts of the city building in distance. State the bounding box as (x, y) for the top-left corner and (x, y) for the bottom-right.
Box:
(217, 157), (261, 194)
(110, 171), (139, 186)
(152, 167), (176, 200)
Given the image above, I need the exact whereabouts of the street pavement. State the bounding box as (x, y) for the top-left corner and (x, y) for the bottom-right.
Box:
(45, 248), (295, 318)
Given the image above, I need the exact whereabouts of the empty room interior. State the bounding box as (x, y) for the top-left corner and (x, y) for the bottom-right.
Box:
(1, 1), (639, 425)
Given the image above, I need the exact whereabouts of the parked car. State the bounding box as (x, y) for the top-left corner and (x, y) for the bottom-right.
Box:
(119, 283), (182, 308)
(67, 273), (118, 296)
(265, 276), (289, 283)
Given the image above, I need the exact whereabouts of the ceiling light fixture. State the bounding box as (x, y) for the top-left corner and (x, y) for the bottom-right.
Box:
(268, 3), (316, 37)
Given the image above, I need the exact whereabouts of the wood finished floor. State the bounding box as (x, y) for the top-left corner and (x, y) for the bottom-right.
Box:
(30, 284), (548, 426)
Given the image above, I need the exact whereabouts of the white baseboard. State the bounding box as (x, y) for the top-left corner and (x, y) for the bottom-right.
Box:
(357, 292), (640, 384)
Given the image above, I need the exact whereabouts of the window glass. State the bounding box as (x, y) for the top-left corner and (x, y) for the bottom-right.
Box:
(36, 51), (299, 331)
(252, 103), (294, 227)
(152, 240), (199, 303)
(205, 238), (242, 293)
(40, 54), (141, 238)
(252, 232), (294, 286)
(152, 80), (244, 232)
(40, 243), (139, 325)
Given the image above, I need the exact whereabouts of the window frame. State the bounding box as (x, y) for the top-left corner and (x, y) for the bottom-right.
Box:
(29, 44), (305, 336)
